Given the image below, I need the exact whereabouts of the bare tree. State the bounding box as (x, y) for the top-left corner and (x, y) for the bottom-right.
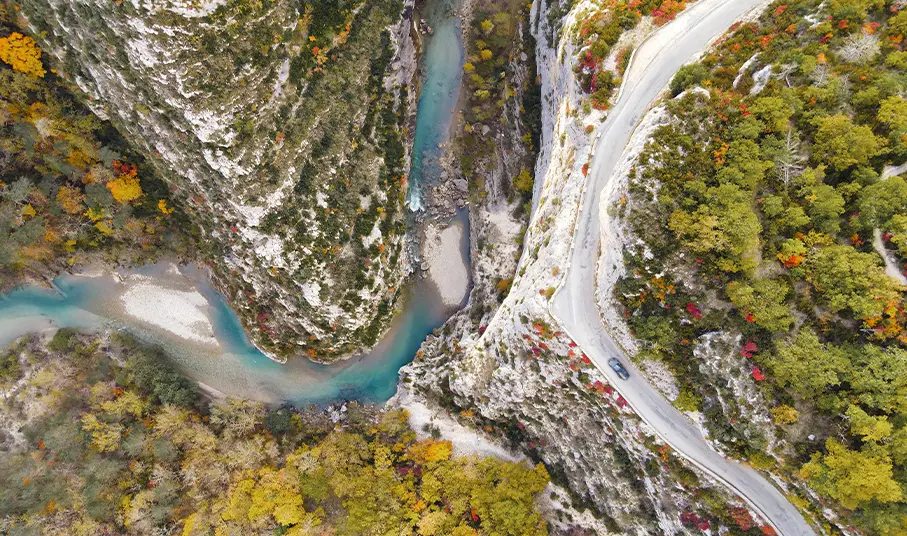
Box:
(778, 63), (797, 87)
(812, 63), (830, 86)
(775, 129), (806, 186)
(838, 33), (880, 65)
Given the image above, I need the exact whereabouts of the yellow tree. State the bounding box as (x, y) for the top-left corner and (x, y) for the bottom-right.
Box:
(800, 439), (902, 509)
(406, 439), (453, 465)
(99, 390), (147, 420)
(221, 467), (320, 531)
(79, 413), (123, 452)
(106, 165), (143, 204)
(0, 32), (46, 77)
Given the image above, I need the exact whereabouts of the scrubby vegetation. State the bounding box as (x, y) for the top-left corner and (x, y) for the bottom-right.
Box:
(574, 0), (694, 110)
(211, 0), (413, 358)
(617, 0), (907, 532)
(189, 0), (412, 359)
(0, 331), (550, 535)
(409, 314), (785, 534)
(444, 0), (543, 325)
(459, 0), (541, 213)
(0, 19), (189, 288)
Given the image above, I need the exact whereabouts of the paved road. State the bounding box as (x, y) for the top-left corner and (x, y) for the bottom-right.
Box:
(549, 1), (816, 534)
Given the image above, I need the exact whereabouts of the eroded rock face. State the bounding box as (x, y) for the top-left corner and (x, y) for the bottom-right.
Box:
(19, 0), (416, 360)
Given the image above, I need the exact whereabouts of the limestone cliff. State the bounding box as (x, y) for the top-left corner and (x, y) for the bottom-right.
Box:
(16, 0), (416, 361)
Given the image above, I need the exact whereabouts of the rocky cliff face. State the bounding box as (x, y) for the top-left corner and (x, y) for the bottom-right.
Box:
(17, 0), (416, 361)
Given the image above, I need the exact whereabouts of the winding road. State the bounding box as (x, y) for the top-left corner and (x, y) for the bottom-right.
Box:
(549, 1), (816, 534)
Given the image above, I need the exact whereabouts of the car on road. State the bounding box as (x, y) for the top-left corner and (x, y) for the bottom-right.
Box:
(608, 358), (630, 380)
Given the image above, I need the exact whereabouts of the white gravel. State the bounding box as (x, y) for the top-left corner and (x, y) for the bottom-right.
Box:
(121, 280), (218, 345)
(423, 218), (469, 307)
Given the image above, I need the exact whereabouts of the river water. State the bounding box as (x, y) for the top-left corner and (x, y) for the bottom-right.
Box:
(406, 0), (464, 211)
(0, 0), (467, 405)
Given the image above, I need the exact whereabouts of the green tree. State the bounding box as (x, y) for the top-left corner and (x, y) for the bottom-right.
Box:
(861, 503), (907, 536)
(675, 390), (702, 412)
(800, 183), (845, 234)
(513, 169), (533, 193)
(846, 404), (892, 442)
(888, 10), (907, 41)
(858, 176), (907, 229)
(828, 0), (875, 21)
(888, 426), (907, 465)
(813, 114), (886, 171)
(878, 96), (907, 131)
(850, 345), (907, 415)
(725, 278), (794, 332)
(717, 139), (773, 189)
(750, 96), (793, 133)
(668, 183), (762, 273)
(887, 213), (907, 257)
(887, 50), (907, 70)
(805, 245), (903, 319)
(669, 62), (709, 97)
(768, 328), (850, 397)
(800, 439), (902, 509)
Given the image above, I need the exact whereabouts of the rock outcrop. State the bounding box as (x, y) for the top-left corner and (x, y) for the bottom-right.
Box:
(17, 0), (416, 361)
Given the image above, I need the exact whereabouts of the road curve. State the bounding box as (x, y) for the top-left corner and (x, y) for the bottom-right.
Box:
(549, 1), (816, 535)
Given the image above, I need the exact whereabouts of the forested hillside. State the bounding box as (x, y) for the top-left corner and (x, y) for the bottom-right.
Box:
(0, 330), (549, 535)
(617, 0), (907, 532)
(0, 11), (188, 288)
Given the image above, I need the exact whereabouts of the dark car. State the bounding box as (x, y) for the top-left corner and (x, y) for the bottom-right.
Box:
(608, 358), (630, 380)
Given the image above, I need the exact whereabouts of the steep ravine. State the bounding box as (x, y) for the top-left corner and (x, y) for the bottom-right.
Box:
(16, 0), (417, 362)
(401, 0), (781, 532)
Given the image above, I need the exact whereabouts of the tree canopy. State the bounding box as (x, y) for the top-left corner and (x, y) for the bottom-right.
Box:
(0, 332), (550, 535)
(615, 1), (907, 531)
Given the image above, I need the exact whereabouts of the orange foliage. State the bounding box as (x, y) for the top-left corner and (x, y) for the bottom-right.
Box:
(157, 199), (174, 215)
(652, 0), (690, 26)
(776, 253), (804, 268)
(863, 300), (907, 343)
(713, 141), (729, 165)
(56, 185), (85, 215)
(44, 229), (60, 244)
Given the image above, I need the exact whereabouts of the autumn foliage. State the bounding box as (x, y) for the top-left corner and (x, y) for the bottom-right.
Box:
(0, 332), (551, 535)
(614, 1), (907, 532)
(106, 161), (144, 204)
(0, 28), (182, 282)
(0, 32), (45, 78)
